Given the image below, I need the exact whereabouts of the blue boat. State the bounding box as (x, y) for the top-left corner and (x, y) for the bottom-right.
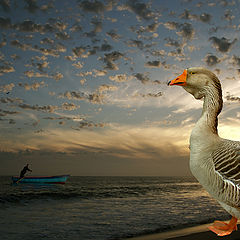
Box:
(12, 175), (70, 184)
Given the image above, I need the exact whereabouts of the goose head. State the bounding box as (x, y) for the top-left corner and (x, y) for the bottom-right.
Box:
(168, 67), (222, 100)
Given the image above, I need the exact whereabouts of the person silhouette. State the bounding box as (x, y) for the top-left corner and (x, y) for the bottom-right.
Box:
(19, 164), (32, 178)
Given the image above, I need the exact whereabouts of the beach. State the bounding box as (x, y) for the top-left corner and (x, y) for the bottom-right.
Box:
(123, 223), (240, 240)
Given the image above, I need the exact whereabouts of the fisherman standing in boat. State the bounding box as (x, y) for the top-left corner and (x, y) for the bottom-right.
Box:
(20, 164), (32, 178)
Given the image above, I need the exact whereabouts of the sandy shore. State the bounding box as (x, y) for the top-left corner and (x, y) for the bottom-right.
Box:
(122, 223), (240, 240)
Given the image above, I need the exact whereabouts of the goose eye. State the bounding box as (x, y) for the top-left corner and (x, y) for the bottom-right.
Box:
(190, 72), (196, 75)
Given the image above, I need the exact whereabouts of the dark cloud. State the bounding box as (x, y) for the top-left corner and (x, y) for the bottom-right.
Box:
(79, 0), (105, 14)
(24, 0), (39, 13)
(204, 54), (220, 66)
(0, 63), (15, 75)
(11, 39), (65, 57)
(225, 92), (240, 102)
(125, 0), (154, 20)
(70, 23), (82, 32)
(72, 120), (107, 130)
(0, 109), (19, 116)
(59, 85), (117, 105)
(59, 91), (85, 101)
(0, 18), (68, 35)
(0, 17), (11, 29)
(59, 90), (104, 104)
(0, 97), (23, 104)
(180, 9), (212, 23)
(164, 22), (194, 41)
(180, 9), (198, 21)
(18, 103), (58, 113)
(230, 55), (240, 67)
(224, 9), (235, 22)
(61, 102), (79, 111)
(9, 119), (16, 124)
(0, 0), (10, 12)
(144, 60), (170, 69)
(127, 39), (144, 50)
(164, 37), (181, 48)
(199, 13), (212, 23)
(11, 39), (32, 51)
(103, 51), (124, 70)
(91, 18), (102, 33)
(134, 73), (150, 84)
(135, 92), (163, 98)
(72, 46), (87, 58)
(109, 74), (131, 82)
(55, 32), (71, 40)
(209, 36), (237, 53)
(177, 23), (195, 40)
(106, 30), (121, 41)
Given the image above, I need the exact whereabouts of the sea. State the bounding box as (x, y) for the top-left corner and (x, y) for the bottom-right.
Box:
(0, 176), (230, 240)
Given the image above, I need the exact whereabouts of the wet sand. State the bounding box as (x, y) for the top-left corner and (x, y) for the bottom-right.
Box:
(123, 223), (240, 240)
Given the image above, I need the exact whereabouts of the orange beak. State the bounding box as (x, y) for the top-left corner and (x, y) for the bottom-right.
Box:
(168, 69), (187, 86)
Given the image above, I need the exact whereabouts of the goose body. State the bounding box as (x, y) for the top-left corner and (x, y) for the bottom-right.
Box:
(168, 67), (240, 236)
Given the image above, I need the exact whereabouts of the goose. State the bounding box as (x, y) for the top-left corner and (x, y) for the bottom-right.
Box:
(168, 67), (240, 236)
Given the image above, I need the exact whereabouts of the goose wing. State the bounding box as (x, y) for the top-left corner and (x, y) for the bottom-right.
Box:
(212, 140), (240, 206)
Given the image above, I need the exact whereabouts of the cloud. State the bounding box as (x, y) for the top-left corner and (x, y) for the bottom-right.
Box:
(0, 109), (19, 116)
(0, 83), (15, 92)
(134, 72), (150, 84)
(72, 46), (87, 58)
(123, 0), (155, 21)
(144, 60), (170, 69)
(72, 120), (107, 130)
(163, 21), (195, 41)
(11, 39), (66, 57)
(18, 103), (59, 113)
(0, 97), (23, 104)
(109, 74), (133, 82)
(180, 9), (212, 23)
(225, 92), (240, 102)
(55, 32), (71, 40)
(176, 23), (195, 41)
(199, 13), (212, 23)
(230, 55), (240, 67)
(72, 62), (84, 69)
(224, 9), (235, 22)
(59, 90), (104, 104)
(106, 30), (121, 41)
(61, 102), (80, 111)
(24, 0), (39, 13)
(0, 63), (15, 75)
(18, 81), (47, 91)
(59, 91), (85, 101)
(23, 70), (63, 81)
(24, 70), (49, 78)
(134, 92), (163, 98)
(97, 84), (118, 93)
(0, 17), (11, 29)
(204, 54), (220, 66)
(79, 0), (105, 14)
(94, 69), (107, 76)
(53, 72), (63, 81)
(0, 0), (10, 12)
(103, 51), (124, 70)
(35, 61), (49, 72)
(209, 36), (237, 53)
(164, 37), (181, 48)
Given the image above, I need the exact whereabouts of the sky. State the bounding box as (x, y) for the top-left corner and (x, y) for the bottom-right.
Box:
(0, 0), (240, 176)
